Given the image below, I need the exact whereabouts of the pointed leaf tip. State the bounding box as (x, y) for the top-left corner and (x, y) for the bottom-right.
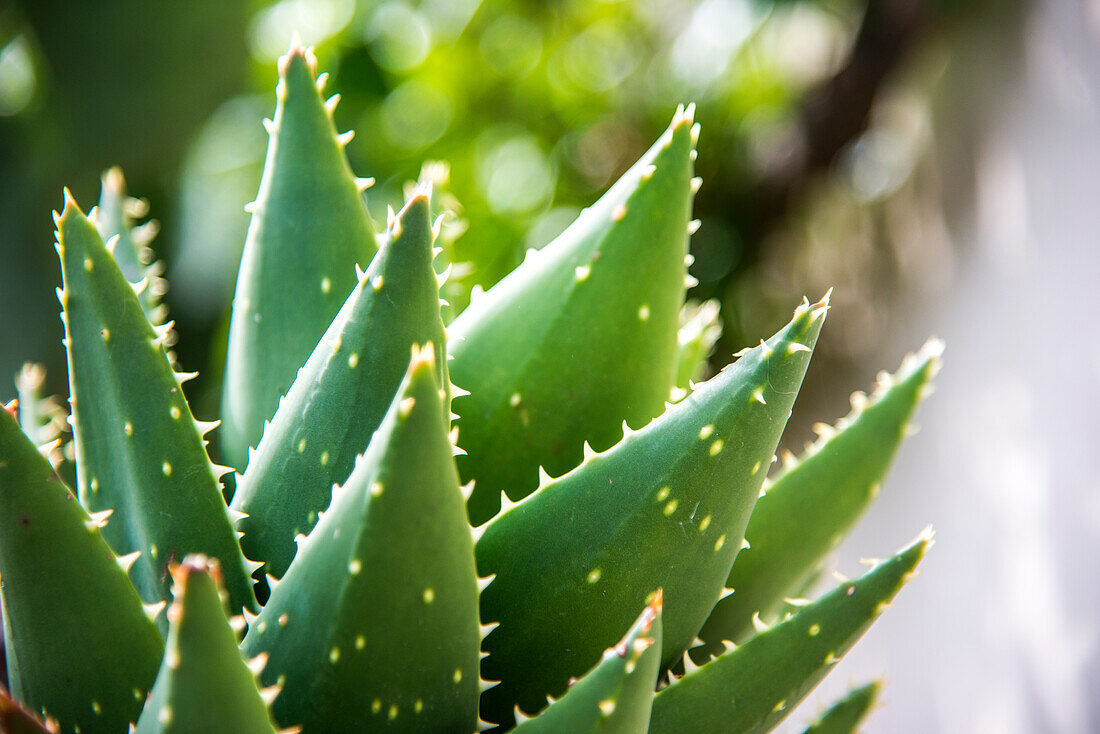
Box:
(222, 46), (377, 469)
(671, 102), (696, 128)
(409, 178), (434, 205)
(135, 554), (276, 734)
(451, 105), (697, 525)
(646, 587), (663, 618)
(279, 33), (316, 76)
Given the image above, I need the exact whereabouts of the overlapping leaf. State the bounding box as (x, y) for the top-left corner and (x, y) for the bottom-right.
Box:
(242, 346), (480, 733)
(701, 339), (942, 646)
(649, 533), (931, 734)
(231, 192), (448, 580)
(450, 106), (698, 524)
(478, 297), (827, 726)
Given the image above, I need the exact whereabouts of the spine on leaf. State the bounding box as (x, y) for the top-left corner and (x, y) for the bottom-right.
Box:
(449, 105), (699, 524)
(231, 191), (448, 580)
(55, 193), (256, 622)
(221, 39), (377, 470)
(700, 339), (942, 647)
(242, 345), (479, 733)
(476, 296), (827, 726)
(0, 406), (163, 734)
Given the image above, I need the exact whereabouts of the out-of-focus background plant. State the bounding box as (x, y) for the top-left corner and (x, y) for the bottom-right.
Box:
(0, 0), (980, 417)
(4, 0), (1100, 731)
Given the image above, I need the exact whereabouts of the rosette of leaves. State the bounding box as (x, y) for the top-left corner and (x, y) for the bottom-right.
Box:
(0, 41), (941, 734)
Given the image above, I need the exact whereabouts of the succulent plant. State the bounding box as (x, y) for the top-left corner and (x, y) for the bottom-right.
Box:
(0, 41), (942, 734)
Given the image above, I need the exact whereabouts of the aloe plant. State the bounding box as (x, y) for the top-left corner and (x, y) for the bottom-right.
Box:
(0, 41), (942, 734)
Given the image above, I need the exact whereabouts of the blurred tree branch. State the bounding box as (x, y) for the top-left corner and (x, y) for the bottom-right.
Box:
(696, 0), (934, 359)
(745, 0), (928, 249)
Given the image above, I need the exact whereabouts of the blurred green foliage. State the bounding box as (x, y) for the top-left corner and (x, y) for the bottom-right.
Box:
(0, 0), (976, 412)
(175, 0), (867, 326)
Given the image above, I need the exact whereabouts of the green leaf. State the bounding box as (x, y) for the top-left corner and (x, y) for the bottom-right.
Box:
(674, 299), (722, 391)
(55, 193), (257, 623)
(477, 297), (827, 726)
(701, 339), (942, 647)
(231, 191), (448, 580)
(135, 556), (277, 734)
(648, 532), (932, 734)
(221, 41), (377, 470)
(94, 167), (168, 327)
(800, 681), (881, 734)
(510, 591), (663, 734)
(449, 105), (699, 524)
(242, 345), (480, 733)
(0, 406), (163, 734)
(0, 687), (58, 734)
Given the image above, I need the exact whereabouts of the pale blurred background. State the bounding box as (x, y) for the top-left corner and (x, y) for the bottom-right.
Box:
(0, 0), (1096, 730)
(810, 1), (1100, 731)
